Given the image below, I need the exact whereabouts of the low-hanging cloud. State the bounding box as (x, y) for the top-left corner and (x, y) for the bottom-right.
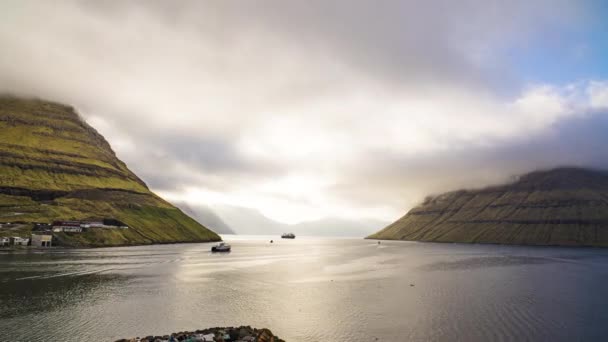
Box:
(0, 0), (606, 224)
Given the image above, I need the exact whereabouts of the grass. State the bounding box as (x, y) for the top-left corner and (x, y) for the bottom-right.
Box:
(0, 96), (220, 246)
(368, 168), (608, 247)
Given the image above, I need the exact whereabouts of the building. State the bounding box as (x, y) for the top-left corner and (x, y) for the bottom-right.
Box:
(31, 234), (52, 247)
(10, 237), (29, 246)
(50, 219), (128, 232)
(82, 219), (129, 230)
(81, 221), (104, 229)
(0, 237), (9, 246)
(52, 221), (83, 233)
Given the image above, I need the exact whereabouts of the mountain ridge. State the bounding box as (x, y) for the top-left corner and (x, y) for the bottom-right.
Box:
(207, 204), (387, 237)
(174, 201), (235, 235)
(368, 167), (608, 247)
(0, 96), (220, 246)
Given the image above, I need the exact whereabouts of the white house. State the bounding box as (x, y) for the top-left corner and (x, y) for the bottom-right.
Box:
(31, 234), (52, 247)
(10, 237), (29, 246)
(52, 221), (83, 233)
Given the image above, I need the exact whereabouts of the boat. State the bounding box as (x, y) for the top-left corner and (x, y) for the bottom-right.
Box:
(211, 242), (231, 252)
(281, 233), (296, 239)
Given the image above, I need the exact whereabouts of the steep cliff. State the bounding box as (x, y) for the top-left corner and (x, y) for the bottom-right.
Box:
(368, 168), (608, 247)
(0, 96), (220, 246)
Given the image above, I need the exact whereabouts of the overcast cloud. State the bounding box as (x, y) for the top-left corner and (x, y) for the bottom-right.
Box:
(1, 1), (607, 225)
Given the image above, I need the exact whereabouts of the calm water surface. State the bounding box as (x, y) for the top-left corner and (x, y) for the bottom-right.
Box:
(2, 236), (608, 341)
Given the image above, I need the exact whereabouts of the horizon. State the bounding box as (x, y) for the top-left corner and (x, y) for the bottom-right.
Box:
(5, 3), (608, 342)
(2, 1), (608, 228)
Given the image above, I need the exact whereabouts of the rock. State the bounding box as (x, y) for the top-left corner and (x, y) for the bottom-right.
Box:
(116, 326), (282, 342)
(256, 329), (276, 342)
(238, 328), (249, 339)
(229, 329), (239, 340)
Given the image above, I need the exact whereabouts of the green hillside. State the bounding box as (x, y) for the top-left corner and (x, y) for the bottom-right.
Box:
(0, 96), (220, 246)
(368, 168), (608, 247)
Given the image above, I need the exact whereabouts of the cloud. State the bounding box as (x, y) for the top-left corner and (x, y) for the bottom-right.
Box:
(588, 81), (608, 108)
(332, 83), (608, 212)
(0, 0), (605, 225)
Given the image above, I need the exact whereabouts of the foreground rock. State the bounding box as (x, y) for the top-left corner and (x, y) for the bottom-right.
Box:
(115, 326), (285, 342)
(368, 168), (608, 247)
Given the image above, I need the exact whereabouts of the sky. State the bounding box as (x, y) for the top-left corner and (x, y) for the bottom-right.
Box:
(2, 1), (608, 226)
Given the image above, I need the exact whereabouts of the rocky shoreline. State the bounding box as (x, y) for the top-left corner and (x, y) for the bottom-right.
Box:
(115, 326), (285, 342)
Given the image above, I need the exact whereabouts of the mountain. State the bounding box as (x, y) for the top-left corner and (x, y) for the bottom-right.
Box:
(174, 202), (235, 234)
(291, 218), (388, 237)
(0, 96), (220, 246)
(368, 167), (608, 247)
(211, 205), (286, 235)
(210, 204), (387, 237)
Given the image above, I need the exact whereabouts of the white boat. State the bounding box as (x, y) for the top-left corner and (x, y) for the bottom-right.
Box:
(211, 242), (231, 252)
(281, 233), (296, 239)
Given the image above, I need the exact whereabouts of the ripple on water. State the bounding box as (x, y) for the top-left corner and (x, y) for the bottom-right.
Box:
(2, 239), (608, 341)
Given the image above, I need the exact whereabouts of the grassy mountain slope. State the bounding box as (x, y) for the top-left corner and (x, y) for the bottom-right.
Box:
(0, 96), (220, 246)
(368, 168), (608, 247)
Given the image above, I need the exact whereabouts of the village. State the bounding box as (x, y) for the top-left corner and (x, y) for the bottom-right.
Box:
(0, 219), (128, 248)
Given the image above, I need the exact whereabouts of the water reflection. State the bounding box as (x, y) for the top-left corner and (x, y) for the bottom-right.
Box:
(420, 255), (559, 271)
(1, 239), (608, 341)
(0, 273), (130, 319)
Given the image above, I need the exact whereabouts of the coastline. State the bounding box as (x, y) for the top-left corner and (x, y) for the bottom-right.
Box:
(116, 326), (284, 342)
(365, 236), (608, 248)
(0, 237), (222, 250)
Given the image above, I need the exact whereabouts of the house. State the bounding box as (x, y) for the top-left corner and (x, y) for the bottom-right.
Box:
(82, 219), (129, 230)
(10, 236), (29, 246)
(52, 221), (83, 233)
(0, 237), (9, 246)
(31, 234), (52, 247)
(50, 219), (129, 232)
(81, 221), (105, 229)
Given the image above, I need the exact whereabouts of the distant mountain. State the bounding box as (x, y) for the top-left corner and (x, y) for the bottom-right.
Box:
(174, 202), (235, 234)
(291, 217), (388, 237)
(0, 96), (220, 246)
(210, 204), (387, 237)
(368, 167), (608, 247)
(211, 205), (285, 235)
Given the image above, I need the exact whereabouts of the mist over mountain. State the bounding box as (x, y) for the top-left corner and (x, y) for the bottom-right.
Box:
(174, 202), (235, 235)
(369, 167), (608, 247)
(0, 96), (220, 246)
(290, 217), (389, 237)
(199, 205), (387, 237)
(4, 1), (608, 226)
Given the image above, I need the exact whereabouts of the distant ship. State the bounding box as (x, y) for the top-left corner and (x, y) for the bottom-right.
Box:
(211, 242), (231, 252)
(281, 233), (296, 239)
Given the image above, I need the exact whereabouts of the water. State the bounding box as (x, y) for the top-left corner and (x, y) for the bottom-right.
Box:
(2, 236), (608, 341)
